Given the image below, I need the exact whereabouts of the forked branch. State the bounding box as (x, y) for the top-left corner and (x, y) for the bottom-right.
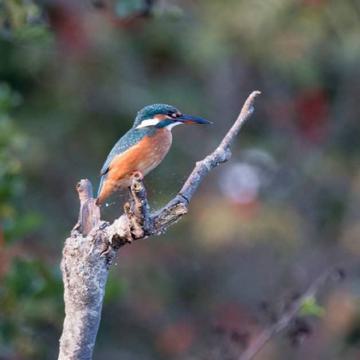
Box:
(58, 91), (261, 360)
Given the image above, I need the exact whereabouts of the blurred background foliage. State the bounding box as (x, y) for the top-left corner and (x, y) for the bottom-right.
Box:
(1, 0), (360, 359)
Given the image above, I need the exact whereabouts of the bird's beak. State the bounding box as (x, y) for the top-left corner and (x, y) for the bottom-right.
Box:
(177, 114), (212, 125)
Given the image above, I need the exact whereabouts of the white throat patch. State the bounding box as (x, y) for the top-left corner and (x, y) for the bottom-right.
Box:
(166, 121), (182, 130)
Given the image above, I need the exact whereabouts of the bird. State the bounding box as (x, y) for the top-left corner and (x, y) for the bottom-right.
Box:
(96, 104), (211, 205)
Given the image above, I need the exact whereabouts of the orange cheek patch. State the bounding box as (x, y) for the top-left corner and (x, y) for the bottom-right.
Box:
(155, 114), (169, 121)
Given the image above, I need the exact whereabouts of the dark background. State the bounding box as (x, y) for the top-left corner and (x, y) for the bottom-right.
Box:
(1, 0), (360, 359)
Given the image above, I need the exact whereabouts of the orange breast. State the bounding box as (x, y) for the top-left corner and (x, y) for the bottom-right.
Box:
(97, 128), (172, 204)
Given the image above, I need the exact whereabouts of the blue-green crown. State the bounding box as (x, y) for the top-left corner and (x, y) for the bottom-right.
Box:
(133, 104), (179, 128)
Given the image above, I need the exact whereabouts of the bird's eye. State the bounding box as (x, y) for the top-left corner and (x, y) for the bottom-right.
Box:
(170, 112), (181, 118)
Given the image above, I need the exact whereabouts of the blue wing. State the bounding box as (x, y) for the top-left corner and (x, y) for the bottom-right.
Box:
(97, 128), (150, 197)
(100, 129), (146, 175)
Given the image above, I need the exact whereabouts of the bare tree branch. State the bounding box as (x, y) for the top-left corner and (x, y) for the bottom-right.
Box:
(238, 268), (342, 360)
(58, 91), (261, 360)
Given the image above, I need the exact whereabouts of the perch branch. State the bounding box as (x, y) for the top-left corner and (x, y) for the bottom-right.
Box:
(58, 91), (261, 360)
(153, 90), (261, 229)
(238, 268), (343, 360)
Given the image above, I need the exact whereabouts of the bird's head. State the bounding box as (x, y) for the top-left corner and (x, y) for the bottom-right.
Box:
(133, 104), (211, 130)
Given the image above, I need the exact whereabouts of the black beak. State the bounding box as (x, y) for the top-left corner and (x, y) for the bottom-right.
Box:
(177, 114), (212, 125)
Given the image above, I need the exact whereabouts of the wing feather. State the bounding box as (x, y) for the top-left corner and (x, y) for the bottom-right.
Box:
(100, 129), (148, 176)
(97, 128), (149, 198)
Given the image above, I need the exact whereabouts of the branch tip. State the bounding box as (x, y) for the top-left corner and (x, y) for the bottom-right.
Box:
(242, 90), (261, 113)
(77, 179), (94, 203)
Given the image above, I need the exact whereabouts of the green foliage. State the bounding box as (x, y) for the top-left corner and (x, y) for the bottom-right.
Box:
(0, 0), (51, 47)
(0, 83), (41, 243)
(0, 83), (47, 357)
(0, 0), (42, 30)
(0, 258), (63, 358)
(345, 317), (360, 348)
(299, 295), (325, 318)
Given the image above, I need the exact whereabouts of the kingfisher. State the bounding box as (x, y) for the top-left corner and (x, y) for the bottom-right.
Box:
(96, 104), (210, 205)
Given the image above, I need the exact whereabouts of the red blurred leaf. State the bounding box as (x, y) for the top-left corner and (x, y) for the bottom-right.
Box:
(295, 88), (329, 142)
(47, 2), (90, 54)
